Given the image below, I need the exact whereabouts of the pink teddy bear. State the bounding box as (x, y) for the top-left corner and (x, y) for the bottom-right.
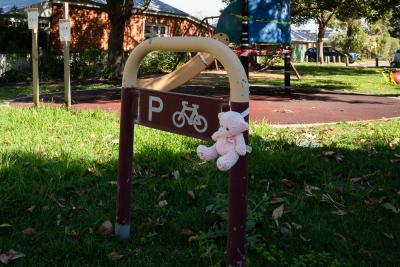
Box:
(197, 111), (249, 171)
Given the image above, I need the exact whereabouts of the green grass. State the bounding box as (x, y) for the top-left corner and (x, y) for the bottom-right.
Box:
(1, 106), (399, 266)
(251, 64), (400, 95)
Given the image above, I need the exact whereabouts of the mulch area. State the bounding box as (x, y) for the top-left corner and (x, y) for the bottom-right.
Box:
(10, 85), (400, 125)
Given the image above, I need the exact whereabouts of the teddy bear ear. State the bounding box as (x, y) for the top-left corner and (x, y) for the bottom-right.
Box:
(241, 121), (249, 131)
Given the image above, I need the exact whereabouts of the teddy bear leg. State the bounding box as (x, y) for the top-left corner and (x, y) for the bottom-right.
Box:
(216, 152), (239, 171)
(197, 144), (218, 161)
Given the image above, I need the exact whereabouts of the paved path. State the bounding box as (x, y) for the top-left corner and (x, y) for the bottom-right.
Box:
(11, 86), (400, 125)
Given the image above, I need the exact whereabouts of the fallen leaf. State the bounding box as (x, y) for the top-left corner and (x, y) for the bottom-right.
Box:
(384, 233), (394, 240)
(180, 228), (194, 236)
(0, 249), (26, 263)
(96, 220), (113, 236)
(272, 204), (284, 221)
(187, 190), (196, 200)
(281, 179), (295, 188)
(157, 191), (168, 201)
(0, 254), (8, 264)
(335, 154), (344, 162)
(67, 230), (80, 239)
(0, 224), (12, 228)
(350, 177), (362, 184)
(291, 222), (302, 230)
(158, 200), (168, 208)
(172, 170), (180, 179)
(331, 209), (347, 216)
(25, 206), (35, 213)
(107, 181), (117, 186)
(22, 227), (35, 236)
(322, 151), (335, 156)
(188, 235), (199, 243)
(86, 167), (102, 177)
(108, 251), (123, 261)
(299, 234), (311, 242)
(96, 200), (104, 208)
(381, 203), (400, 214)
(334, 233), (346, 241)
(280, 222), (292, 237)
(270, 197), (284, 204)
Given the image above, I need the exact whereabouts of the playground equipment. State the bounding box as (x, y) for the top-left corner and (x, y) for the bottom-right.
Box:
(117, 36), (250, 266)
(137, 33), (230, 91)
(382, 68), (400, 85)
(217, 0), (293, 95)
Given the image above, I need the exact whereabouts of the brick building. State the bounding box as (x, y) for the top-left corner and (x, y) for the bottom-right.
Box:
(1, 0), (214, 52)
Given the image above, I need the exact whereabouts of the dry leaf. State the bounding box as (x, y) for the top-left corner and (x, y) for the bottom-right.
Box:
(0, 224), (12, 228)
(25, 206), (35, 213)
(335, 154), (344, 162)
(180, 228), (194, 236)
(108, 251), (123, 261)
(86, 167), (101, 177)
(96, 200), (104, 208)
(172, 170), (180, 179)
(0, 254), (8, 264)
(158, 200), (168, 208)
(157, 191), (168, 201)
(96, 220), (113, 236)
(331, 209), (347, 216)
(350, 177), (362, 184)
(299, 234), (311, 242)
(188, 235), (199, 243)
(384, 233), (394, 240)
(0, 249), (26, 264)
(322, 151), (335, 156)
(281, 179), (295, 188)
(187, 190), (196, 200)
(270, 197), (284, 204)
(272, 204), (284, 221)
(280, 222), (292, 237)
(381, 203), (400, 214)
(22, 227), (35, 236)
(67, 230), (80, 239)
(107, 181), (117, 186)
(334, 233), (346, 241)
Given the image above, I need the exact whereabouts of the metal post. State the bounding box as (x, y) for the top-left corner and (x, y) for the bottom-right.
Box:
(63, 3), (71, 108)
(240, 0), (249, 78)
(116, 88), (135, 241)
(227, 102), (249, 267)
(284, 52), (291, 96)
(32, 28), (39, 107)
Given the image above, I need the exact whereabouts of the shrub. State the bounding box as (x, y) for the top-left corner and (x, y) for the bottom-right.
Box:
(139, 51), (183, 76)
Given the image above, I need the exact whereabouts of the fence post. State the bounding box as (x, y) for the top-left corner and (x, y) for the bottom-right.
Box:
(27, 8), (40, 107)
(375, 58), (379, 68)
(62, 3), (71, 108)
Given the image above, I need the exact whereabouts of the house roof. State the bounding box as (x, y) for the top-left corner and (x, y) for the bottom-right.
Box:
(91, 0), (189, 17)
(1, 0), (189, 17)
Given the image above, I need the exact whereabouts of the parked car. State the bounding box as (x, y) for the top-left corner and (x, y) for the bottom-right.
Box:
(392, 49), (400, 67)
(305, 46), (360, 63)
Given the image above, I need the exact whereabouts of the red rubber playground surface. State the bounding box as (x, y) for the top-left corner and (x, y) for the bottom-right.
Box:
(10, 86), (400, 125)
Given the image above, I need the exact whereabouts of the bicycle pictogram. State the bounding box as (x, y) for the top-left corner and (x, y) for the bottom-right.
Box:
(172, 101), (208, 133)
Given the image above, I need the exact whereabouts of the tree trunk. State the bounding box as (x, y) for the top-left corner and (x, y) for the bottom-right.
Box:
(317, 23), (326, 64)
(108, 14), (126, 78)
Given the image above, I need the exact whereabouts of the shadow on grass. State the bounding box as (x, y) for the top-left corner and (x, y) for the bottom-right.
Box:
(1, 131), (399, 266)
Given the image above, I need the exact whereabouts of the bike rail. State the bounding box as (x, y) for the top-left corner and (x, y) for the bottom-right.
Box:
(122, 37), (249, 103)
(118, 37), (250, 267)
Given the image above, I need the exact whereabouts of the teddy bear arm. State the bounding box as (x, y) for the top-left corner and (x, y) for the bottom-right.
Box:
(234, 134), (247, 156)
(211, 128), (224, 141)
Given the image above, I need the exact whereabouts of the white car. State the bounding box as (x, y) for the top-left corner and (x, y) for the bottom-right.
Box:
(393, 49), (400, 67)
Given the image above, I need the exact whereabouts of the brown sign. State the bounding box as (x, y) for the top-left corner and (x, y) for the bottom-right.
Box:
(132, 88), (226, 141)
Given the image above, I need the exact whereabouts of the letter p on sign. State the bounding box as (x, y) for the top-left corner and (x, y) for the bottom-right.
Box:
(148, 96), (163, 121)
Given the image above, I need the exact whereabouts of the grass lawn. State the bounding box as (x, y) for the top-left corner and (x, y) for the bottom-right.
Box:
(0, 107), (399, 266)
(250, 63), (400, 95)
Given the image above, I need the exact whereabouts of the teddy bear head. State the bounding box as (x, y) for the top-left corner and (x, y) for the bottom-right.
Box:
(217, 111), (248, 136)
